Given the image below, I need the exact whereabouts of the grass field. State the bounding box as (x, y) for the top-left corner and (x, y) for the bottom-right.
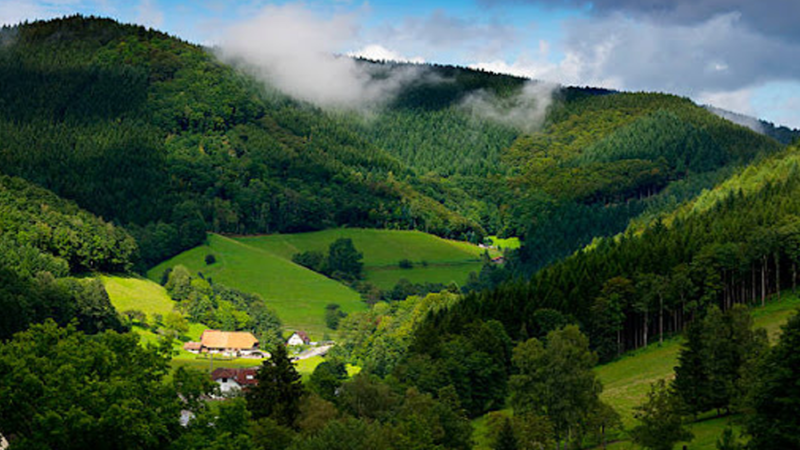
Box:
(472, 294), (800, 450)
(234, 228), (494, 266)
(487, 236), (521, 251)
(235, 228), (496, 291)
(593, 293), (800, 449)
(365, 261), (485, 290)
(597, 293), (800, 430)
(101, 275), (176, 321)
(148, 229), (496, 336)
(101, 274), (337, 380)
(147, 234), (366, 340)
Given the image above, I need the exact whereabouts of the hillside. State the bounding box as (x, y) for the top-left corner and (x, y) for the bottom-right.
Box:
(0, 15), (482, 269)
(234, 228), (496, 289)
(0, 174), (135, 339)
(596, 295), (800, 450)
(147, 233), (366, 339)
(469, 294), (800, 450)
(0, 16), (784, 275)
(147, 229), (497, 336)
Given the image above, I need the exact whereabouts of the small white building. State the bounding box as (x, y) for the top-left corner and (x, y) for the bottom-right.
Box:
(287, 330), (311, 346)
(211, 368), (258, 395)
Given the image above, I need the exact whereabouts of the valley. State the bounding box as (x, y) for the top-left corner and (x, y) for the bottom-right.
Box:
(1, 14), (799, 450)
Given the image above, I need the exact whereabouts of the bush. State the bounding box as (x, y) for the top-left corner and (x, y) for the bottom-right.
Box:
(325, 303), (347, 330)
(292, 250), (326, 273)
(123, 309), (148, 327)
(399, 259), (413, 269)
(159, 267), (173, 286)
(205, 254), (216, 265)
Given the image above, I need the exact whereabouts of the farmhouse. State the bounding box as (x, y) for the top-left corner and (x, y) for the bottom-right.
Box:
(287, 330), (311, 346)
(182, 330), (260, 356)
(211, 368), (258, 394)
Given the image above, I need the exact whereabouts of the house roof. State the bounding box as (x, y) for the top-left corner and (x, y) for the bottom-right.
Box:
(291, 331), (310, 343)
(211, 368), (259, 386)
(183, 341), (202, 351)
(200, 330), (259, 349)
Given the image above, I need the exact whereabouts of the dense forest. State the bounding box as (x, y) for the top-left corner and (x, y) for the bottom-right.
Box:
(1, 16), (793, 271)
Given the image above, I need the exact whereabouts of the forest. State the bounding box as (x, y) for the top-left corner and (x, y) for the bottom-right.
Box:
(1, 15), (800, 450)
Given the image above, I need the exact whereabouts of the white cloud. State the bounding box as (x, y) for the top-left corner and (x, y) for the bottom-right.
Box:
(348, 44), (425, 64)
(136, 0), (163, 29)
(0, 0), (56, 26)
(217, 3), (425, 111)
(698, 88), (756, 117)
(366, 9), (520, 62)
(460, 81), (558, 133)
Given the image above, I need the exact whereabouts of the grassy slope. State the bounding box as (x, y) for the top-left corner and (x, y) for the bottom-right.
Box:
(100, 275), (175, 321)
(235, 228), (496, 290)
(594, 294), (800, 449)
(471, 294), (800, 450)
(102, 274), (327, 377)
(147, 229), (495, 334)
(147, 234), (366, 339)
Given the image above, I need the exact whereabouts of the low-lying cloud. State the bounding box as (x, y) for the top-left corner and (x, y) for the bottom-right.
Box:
(216, 3), (424, 111)
(460, 81), (558, 133)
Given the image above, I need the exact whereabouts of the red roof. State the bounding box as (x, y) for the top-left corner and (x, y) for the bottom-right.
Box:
(294, 331), (311, 343)
(211, 368), (259, 386)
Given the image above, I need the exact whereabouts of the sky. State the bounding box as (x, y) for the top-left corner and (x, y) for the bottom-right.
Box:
(2, 0), (799, 128)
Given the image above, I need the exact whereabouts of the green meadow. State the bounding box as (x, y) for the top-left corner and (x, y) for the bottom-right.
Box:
(101, 275), (329, 377)
(147, 234), (366, 340)
(235, 228), (496, 290)
(148, 229), (497, 336)
(593, 293), (800, 449)
(101, 275), (176, 321)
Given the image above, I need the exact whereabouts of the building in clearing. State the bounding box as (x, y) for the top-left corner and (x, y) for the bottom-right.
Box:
(211, 368), (258, 395)
(287, 330), (311, 346)
(183, 330), (260, 357)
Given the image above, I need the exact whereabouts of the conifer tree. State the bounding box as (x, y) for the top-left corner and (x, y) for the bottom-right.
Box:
(247, 343), (304, 429)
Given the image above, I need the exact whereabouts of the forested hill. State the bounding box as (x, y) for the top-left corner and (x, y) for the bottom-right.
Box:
(0, 16), (484, 267)
(0, 15), (785, 272)
(402, 140), (800, 403)
(0, 174), (133, 339)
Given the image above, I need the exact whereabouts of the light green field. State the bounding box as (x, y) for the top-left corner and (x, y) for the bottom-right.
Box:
(235, 228), (493, 290)
(593, 294), (800, 449)
(147, 234), (366, 340)
(598, 293), (800, 430)
(487, 236), (521, 251)
(235, 228), (494, 266)
(101, 275), (176, 321)
(365, 262), (484, 290)
(101, 274), (330, 378)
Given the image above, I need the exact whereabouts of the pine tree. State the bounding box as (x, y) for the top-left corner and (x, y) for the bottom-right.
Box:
(246, 343), (305, 429)
(494, 418), (518, 450)
(672, 321), (710, 417)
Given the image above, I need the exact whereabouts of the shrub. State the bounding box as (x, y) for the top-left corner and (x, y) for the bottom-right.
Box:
(205, 254), (216, 265)
(399, 259), (413, 269)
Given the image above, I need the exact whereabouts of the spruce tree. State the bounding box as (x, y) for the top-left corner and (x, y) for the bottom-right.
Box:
(246, 343), (304, 429)
(494, 418), (518, 450)
(672, 321), (710, 417)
